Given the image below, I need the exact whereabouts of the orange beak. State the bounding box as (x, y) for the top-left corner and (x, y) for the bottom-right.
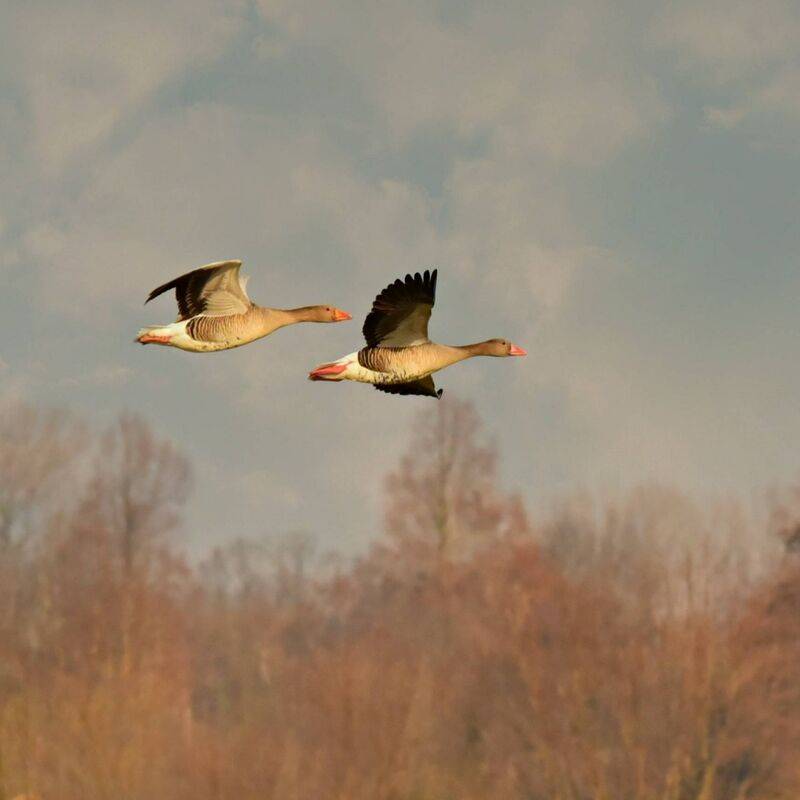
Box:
(332, 308), (352, 322)
(509, 343), (527, 356)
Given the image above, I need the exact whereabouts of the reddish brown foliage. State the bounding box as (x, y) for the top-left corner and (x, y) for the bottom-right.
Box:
(0, 399), (797, 799)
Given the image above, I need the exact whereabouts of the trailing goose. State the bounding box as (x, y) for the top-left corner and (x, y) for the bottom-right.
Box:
(308, 269), (525, 398)
(136, 260), (351, 352)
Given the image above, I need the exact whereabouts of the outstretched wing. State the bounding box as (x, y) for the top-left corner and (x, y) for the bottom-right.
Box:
(362, 269), (437, 348)
(374, 376), (443, 399)
(145, 260), (252, 320)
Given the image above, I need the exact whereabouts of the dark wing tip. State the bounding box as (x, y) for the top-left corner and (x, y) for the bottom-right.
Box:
(363, 267), (439, 345)
(373, 378), (442, 399)
(144, 282), (173, 305)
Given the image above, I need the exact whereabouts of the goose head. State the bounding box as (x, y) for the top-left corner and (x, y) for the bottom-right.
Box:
(473, 338), (527, 357)
(311, 305), (352, 323)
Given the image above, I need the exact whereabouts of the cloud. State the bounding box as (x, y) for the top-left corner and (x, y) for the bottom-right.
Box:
(702, 69), (800, 135)
(89, 364), (134, 387)
(20, 105), (445, 326)
(7, 0), (793, 558)
(655, 0), (800, 136)
(2, 0), (667, 551)
(2, 0), (246, 171)
(11, 1), (668, 331)
(258, 0), (665, 164)
(654, 0), (800, 80)
(702, 104), (750, 130)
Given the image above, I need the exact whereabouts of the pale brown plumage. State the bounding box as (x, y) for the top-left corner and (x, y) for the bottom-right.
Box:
(137, 260), (351, 353)
(309, 269), (526, 397)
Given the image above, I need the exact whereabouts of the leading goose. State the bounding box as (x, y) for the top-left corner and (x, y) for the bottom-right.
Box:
(308, 269), (525, 397)
(136, 260), (351, 352)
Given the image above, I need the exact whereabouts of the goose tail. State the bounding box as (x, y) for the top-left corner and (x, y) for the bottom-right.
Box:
(136, 325), (174, 345)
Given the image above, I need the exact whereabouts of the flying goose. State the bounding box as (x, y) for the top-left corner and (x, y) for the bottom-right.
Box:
(308, 269), (525, 397)
(136, 260), (351, 352)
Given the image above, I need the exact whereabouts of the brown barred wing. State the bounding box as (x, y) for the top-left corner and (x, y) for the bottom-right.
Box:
(362, 269), (437, 348)
(374, 376), (443, 399)
(186, 315), (234, 343)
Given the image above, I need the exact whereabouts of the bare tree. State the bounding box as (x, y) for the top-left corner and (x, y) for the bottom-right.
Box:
(767, 479), (800, 559)
(540, 484), (755, 621)
(4, 401), (800, 800)
(384, 397), (528, 566)
(0, 402), (87, 549)
(269, 530), (317, 606)
(86, 413), (191, 576)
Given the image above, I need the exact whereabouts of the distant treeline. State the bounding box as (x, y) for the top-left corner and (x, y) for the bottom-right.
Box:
(0, 399), (798, 800)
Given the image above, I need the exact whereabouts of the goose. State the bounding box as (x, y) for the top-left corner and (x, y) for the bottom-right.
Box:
(136, 260), (351, 352)
(308, 269), (525, 397)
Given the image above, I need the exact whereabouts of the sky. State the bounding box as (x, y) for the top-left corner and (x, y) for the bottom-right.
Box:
(1, 0), (799, 555)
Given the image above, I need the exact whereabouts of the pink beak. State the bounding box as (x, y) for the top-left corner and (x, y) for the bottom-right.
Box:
(332, 309), (352, 321)
(509, 343), (527, 356)
(309, 362), (348, 380)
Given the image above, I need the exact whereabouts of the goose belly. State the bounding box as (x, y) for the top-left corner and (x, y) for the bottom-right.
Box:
(170, 336), (234, 353)
(181, 315), (263, 352)
(350, 348), (432, 385)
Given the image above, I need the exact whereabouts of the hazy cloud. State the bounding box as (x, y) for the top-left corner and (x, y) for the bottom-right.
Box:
(655, 0), (800, 137)
(655, 0), (800, 79)
(1, 0), (797, 554)
(2, 0), (246, 171)
(259, 1), (665, 162)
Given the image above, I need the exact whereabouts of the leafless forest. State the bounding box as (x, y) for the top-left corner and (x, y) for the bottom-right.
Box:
(0, 399), (798, 800)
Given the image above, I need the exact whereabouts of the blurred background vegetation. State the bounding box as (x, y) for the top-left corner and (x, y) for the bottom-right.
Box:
(0, 398), (798, 800)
